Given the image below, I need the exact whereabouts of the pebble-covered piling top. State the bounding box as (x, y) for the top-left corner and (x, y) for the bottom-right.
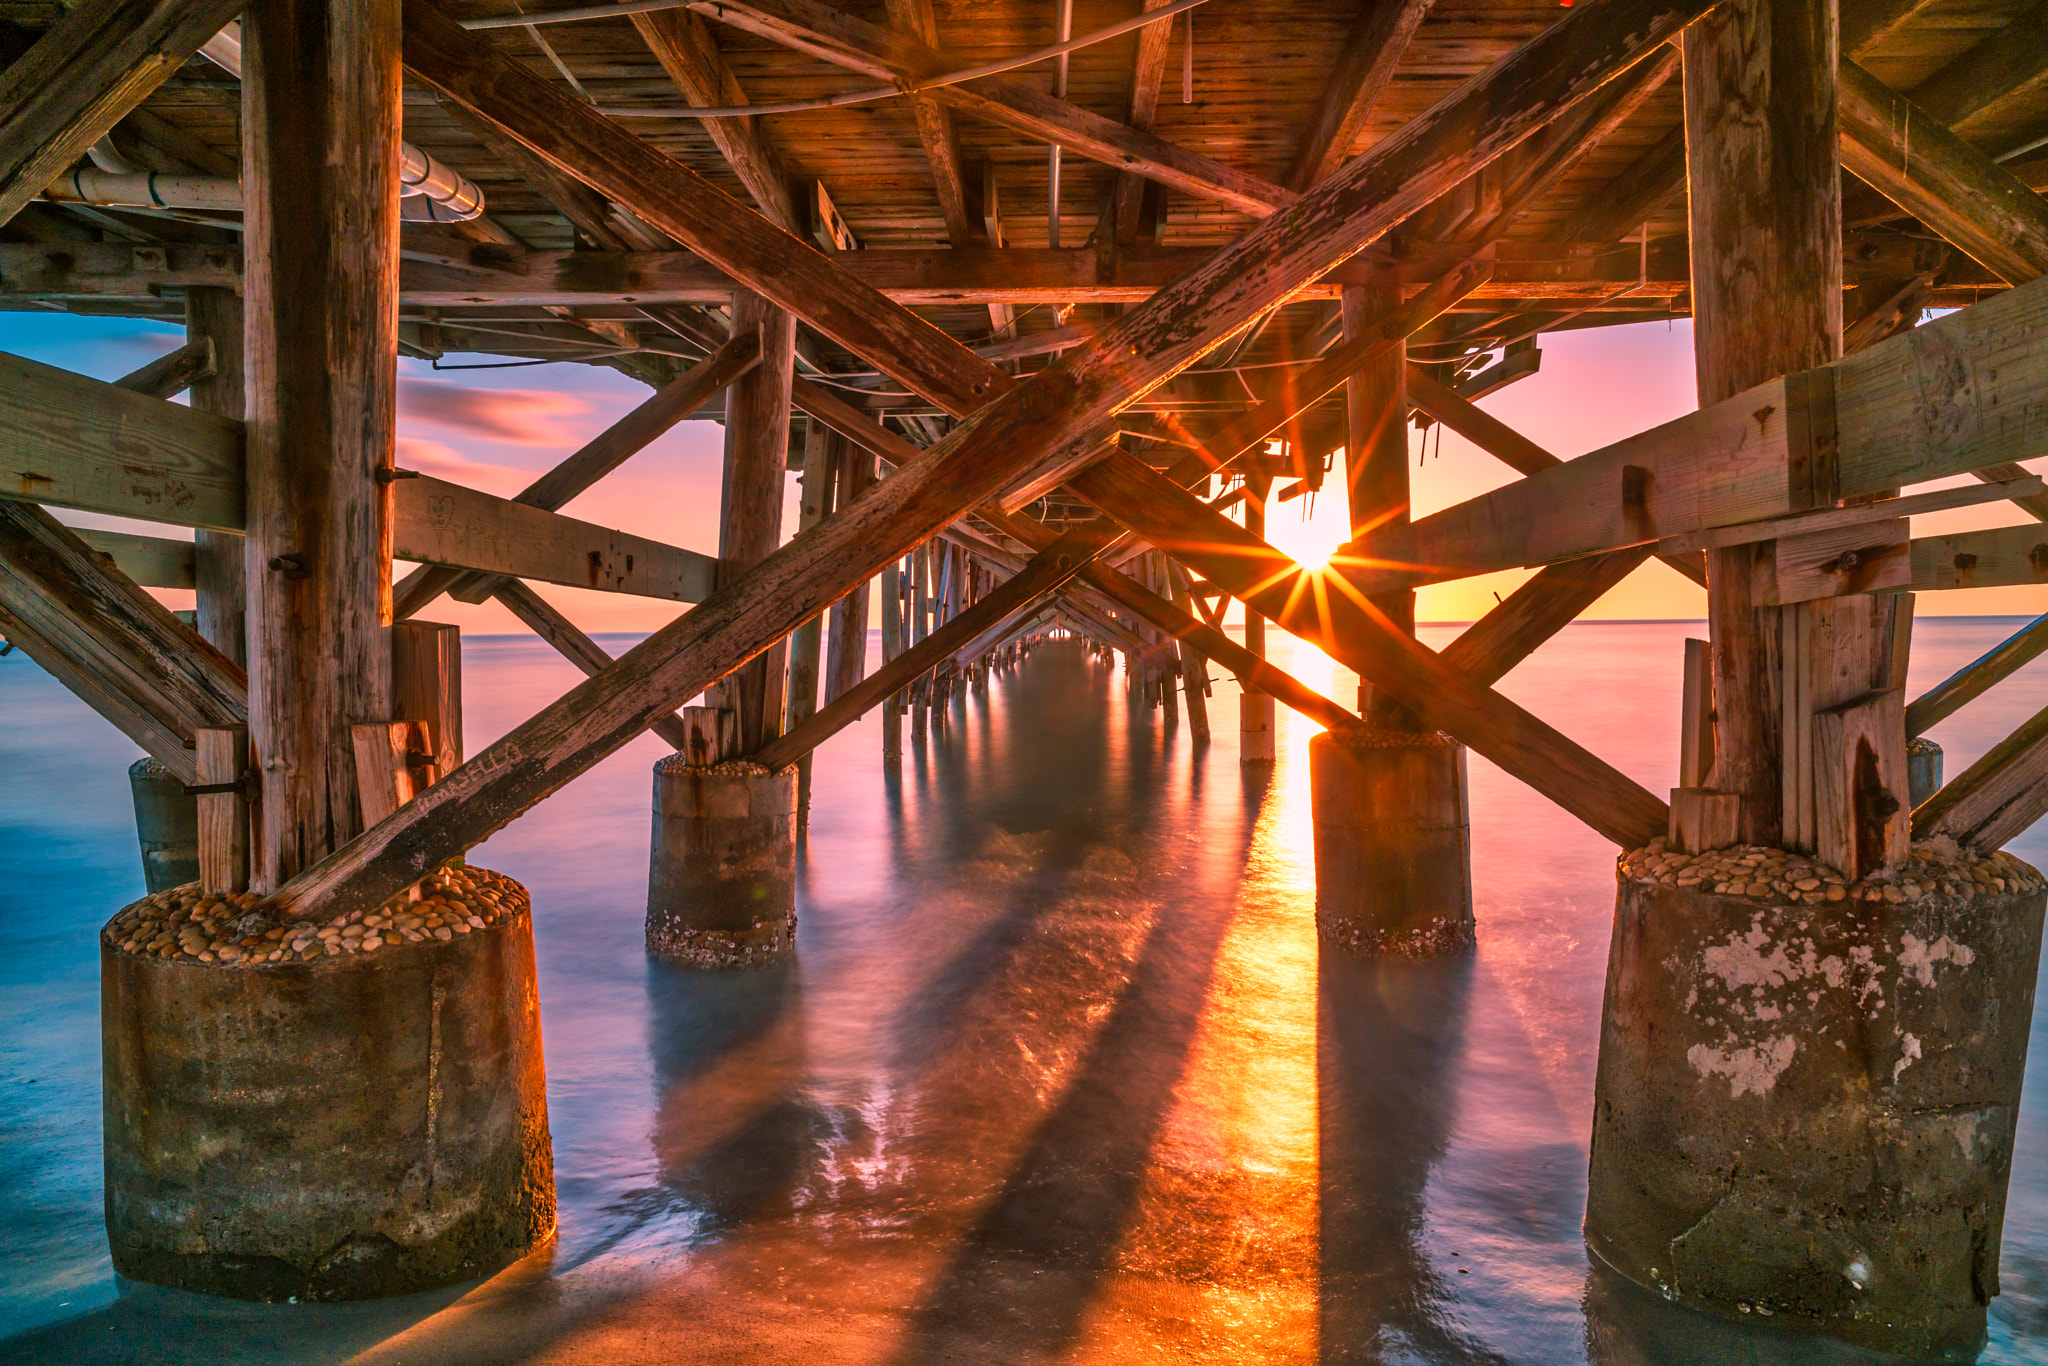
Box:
(1620, 837), (2044, 904)
(652, 754), (776, 777)
(104, 866), (528, 967)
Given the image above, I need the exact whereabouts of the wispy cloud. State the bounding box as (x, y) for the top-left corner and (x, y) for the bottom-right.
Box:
(398, 378), (591, 446)
(396, 438), (533, 495)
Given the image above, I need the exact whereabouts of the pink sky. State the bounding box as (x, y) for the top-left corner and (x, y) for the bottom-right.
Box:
(27, 314), (2048, 638)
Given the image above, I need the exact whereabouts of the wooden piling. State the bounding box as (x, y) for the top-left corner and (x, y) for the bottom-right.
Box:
(1239, 470), (1277, 762)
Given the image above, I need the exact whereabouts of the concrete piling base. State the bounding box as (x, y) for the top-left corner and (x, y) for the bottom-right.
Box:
(1586, 840), (2048, 1358)
(127, 757), (198, 894)
(1310, 728), (1475, 955)
(646, 757), (798, 967)
(100, 869), (555, 1302)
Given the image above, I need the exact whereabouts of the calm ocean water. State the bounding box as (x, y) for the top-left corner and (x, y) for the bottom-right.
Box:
(3, 618), (2046, 1364)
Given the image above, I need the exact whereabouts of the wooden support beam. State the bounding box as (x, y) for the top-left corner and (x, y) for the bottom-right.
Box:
(392, 620), (462, 777)
(1972, 462), (2048, 525)
(489, 578), (695, 751)
(258, 0), (1716, 917)
(756, 521), (1119, 770)
(1679, 635), (1716, 788)
(0, 502), (245, 784)
(0, 348), (244, 532)
(1106, 0), (1178, 244)
(242, 0), (402, 889)
(113, 337), (215, 401)
(823, 438), (875, 704)
(696, 0), (1295, 218)
(1069, 452), (1668, 846)
(1347, 276), (2048, 595)
(392, 474), (718, 603)
(397, 329), (760, 615)
(884, 0), (985, 250)
(631, 3), (800, 231)
(1814, 687), (1910, 877)
(1287, 0), (1435, 192)
(0, 0), (246, 226)
(74, 528), (197, 589)
(1900, 13), (2048, 135)
(1838, 59), (2048, 286)
(185, 286), (246, 668)
(1437, 546), (1654, 687)
(1575, 126), (1685, 242)
(1913, 701), (2048, 850)
(1911, 522), (2048, 594)
(783, 419), (834, 758)
(194, 724), (250, 893)
(1905, 610), (2048, 739)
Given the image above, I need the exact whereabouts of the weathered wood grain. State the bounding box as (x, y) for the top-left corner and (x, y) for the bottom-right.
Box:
(0, 502), (245, 785)
(185, 287), (246, 668)
(0, 0), (248, 225)
(242, 0), (401, 889)
(1911, 523), (2048, 594)
(1287, 0), (1435, 192)
(195, 724), (250, 893)
(0, 349), (244, 532)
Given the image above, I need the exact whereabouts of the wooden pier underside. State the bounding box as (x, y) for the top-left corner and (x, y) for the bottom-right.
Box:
(2, 0), (2048, 917)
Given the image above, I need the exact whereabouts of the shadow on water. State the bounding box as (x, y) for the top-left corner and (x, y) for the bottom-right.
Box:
(1319, 949), (1514, 1366)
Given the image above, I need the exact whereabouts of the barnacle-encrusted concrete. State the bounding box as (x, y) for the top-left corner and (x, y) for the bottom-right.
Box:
(1586, 840), (2047, 1358)
(101, 871), (555, 1301)
(1310, 728), (1474, 956)
(646, 758), (798, 967)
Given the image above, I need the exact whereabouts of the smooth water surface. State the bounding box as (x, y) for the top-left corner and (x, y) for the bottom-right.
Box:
(4, 620), (2047, 1364)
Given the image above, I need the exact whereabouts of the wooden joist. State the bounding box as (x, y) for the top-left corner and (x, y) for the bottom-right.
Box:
(0, 502), (244, 784)
(1347, 274), (2048, 596)
(0, 0), (247, 226)
(1286, 0), (1435, 192)
(1914, 701), (2048, 849)
(13, 236), (1951, 308)
(1067, 451), (1670, 848)
(1905, 610), (2048, 739)
(1911, 522), (2048, 593)
(113, 338), (215, 401)
(75, 527), (196, 589)
(392, 475), (718, 604)
(1837, 59), (2048, 286)
(0, 348), (243, 533)
(696, 0), (1295, 218)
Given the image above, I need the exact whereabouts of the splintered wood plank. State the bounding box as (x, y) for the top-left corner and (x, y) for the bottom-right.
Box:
(1069, 451), (1669, 848)
(392, 620), (463, 776)
(74, 528), (197, 590)
(351, 722), (417, 828)
(1815, 688), (1910, 878)
(0, 350), (244, 531)
(259, 0), (1715, 919)
(0, 0), (248, 225)
(1669, 787), (1739, 855)
(1914, 701), (2048, 850)
(0, 502), (245, 784)
(392, 475), (718, 603)
(1911, 523), (2048, 592)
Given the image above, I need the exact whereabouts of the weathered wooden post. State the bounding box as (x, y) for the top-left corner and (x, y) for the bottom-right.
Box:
(784, 420), (833, 820)
(101, 0), (551, 1302)
(645, 291), (800, 965)
(1585, 2), (2045, 1352)
(1239, 469), (1277, 763)
(1312, 265), (1475, 955)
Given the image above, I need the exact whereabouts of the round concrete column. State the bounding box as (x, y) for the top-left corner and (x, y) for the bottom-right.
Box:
(1310, 729), (1474, 955)
(646, 757), (797, 967)
(1586, 844), (2048, 1357)
(101, 867), (555, 1301)
(127, 757), (199, 894)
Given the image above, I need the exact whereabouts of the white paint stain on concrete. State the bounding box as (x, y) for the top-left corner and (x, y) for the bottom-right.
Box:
(1897, 933), (1976, 988)
(1688, 1035), (1798, 1098)
(1893, 1032), (1921, 1080)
